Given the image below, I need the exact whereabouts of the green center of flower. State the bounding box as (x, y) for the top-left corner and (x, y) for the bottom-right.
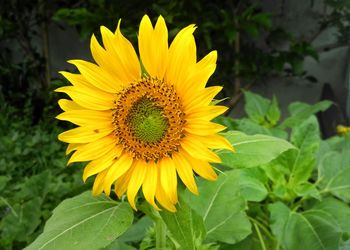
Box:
(127, 97), (168, 143)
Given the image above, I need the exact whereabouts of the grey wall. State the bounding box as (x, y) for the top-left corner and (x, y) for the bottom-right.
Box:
(241, 0), (350, 120)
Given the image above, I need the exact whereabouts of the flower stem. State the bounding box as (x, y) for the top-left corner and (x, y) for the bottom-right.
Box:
(144, 204), (167, 250)
(155, 216), (167, 250)
(254, 221), (267, 250)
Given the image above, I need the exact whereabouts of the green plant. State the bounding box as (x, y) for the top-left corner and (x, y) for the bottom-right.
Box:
(22, 91), (350, 250)
(0, 99), (86, 250)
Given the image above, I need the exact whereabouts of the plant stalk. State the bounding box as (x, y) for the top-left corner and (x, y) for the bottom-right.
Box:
(155, 216), (167, 250)
(146, 204), (167, 250)
(254, 222), (267, 250)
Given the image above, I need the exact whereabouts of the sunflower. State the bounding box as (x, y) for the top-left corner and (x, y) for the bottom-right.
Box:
(56, 15), (234, 212)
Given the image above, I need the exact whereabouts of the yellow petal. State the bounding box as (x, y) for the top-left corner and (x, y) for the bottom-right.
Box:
(198, 134), (235, 152)
(182, 63), (216, 97)
(90, 34), (127, 81)
(179, 50), (217, 101)
(68, 59), (122, 93)
(66, 143), (82, 155)
(139, 15), (168, 79)
(83, 147), (120, 182)
(114, 167), (134, 198)
(115, 21), (141, 81)
(182, 150), (217, 181)
(100, 23), (140, 83)
(55, 71), (116, 110)
(58, 99), (84, 112)
(165, 25), (197, 96)
(185, 105), (228, 121)
(104, 153), (133, 195)
(100, 26), (131, 84)
(92, 169), (108, 196)
(56, 110), (112, 128)
(155, 182), (176, 212)
(56, 84), (115, 111)
(159, 157), (178, 203)
(196, 50), (217, 69)
(181, 136), (221, 163)
(185, 120), (226, 136)
(59, 71), (91, 88)
(68, 135), (117, 164)
(172, 152), (198, 195)
(127, 161), (147, 210)
(182, 86), (223, 112)
(58, 126), (112, 143)
(142, 161), (159, 210)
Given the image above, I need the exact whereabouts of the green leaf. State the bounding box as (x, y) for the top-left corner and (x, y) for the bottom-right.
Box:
(1, 197), (42, 242)
(183, 171), (251, 244)
(313, 197), (350, 233)
(160, 198), (206, 250)
(288, 116), (320, 186)
(264, 117), (320, 198)
(252, 13), (272, 28)
(266, 96), (281, 126)
(16, 170), (51, 200)
(25, 192), (133, 250)
(213, 116), (237, 131)
(243, 91), (270, 124)
(103, 240), (137, 250)
(119, 216), (152, 243)
(269, 202), (342, 250)
(261, 150), (290, 185)
(268, 202), (290, 243)
(236, 119), (287, 139)
(238, 168), (268, 202)
(280, 101), (332, 129)
(325, 134), (350, 152)
(220, 235), (262, 250)
(0, 175), (10, 191)
(218, 131), (295, 168)
(318, 150), (350, 202)
(294, 183), (321, 200)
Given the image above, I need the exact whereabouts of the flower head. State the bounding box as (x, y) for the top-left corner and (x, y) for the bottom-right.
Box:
(56, 15), (234, 212)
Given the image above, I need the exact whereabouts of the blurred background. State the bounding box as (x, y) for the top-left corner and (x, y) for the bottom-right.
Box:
(1, 0), (350, 249)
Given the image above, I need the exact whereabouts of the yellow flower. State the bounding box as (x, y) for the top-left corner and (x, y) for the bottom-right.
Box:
(56, 15), (234, 212)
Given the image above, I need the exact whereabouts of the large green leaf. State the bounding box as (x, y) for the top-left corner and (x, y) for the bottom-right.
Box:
(238, 168), (268, 202)
(25, 192), (133, 250)
(280, 101), (332, 129)
(268, 202), (290, 243)
(160, 198), (206, 250)
(269, 202), (342, 250)
(217, 131), (295, 168)
(318, 150), (350, 202)
(313, 197), (350, 233)
(184, 171), (251, 244)
(325, 134), (350, 152)
(288, 116), (320, 186)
